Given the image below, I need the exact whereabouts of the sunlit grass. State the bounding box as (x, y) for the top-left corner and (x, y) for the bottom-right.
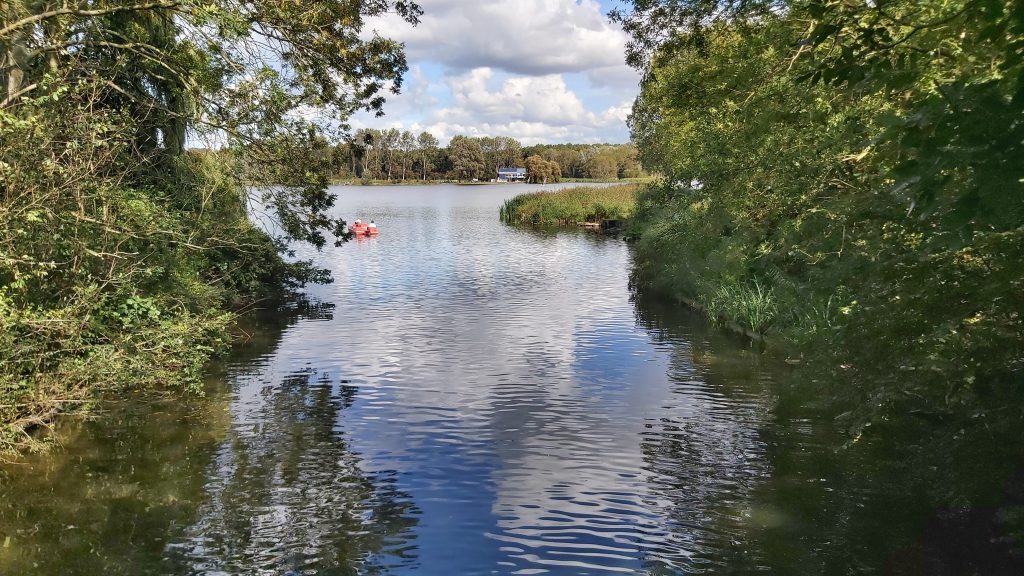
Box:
(706, 279), (779, 334)
(499, 184), (640, 225)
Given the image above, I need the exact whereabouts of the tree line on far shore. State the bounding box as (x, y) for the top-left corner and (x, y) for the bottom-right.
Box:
(319, 129), (646, 182)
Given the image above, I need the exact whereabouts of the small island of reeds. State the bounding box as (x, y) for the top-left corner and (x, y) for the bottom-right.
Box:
(499, 184), (639, 226)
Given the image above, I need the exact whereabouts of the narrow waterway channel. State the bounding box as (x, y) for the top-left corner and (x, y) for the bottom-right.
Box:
(0, 184), (983, 574)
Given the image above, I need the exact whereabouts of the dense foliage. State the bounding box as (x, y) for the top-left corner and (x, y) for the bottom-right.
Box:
(499, 184), (639, 226)
(522, 154), (561, 184)
(0, 0), (419, 451)
(614, 0), (1024, 560)
(521, 142), (645, 181)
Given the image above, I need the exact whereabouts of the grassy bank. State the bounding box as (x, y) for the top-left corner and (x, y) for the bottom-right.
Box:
(499, 184), (639, 225)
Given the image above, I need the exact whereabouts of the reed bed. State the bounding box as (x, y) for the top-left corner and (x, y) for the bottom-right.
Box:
(499, 184), (639, 225)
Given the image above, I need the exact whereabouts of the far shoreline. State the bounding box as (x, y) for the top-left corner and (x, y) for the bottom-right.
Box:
(330, 177), (652, 186)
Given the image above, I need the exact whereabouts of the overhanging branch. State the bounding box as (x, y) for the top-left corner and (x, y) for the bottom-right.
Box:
(0, 1), (181, 38)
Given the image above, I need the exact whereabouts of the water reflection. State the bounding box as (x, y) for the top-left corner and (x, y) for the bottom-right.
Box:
(163, 299), (420, 575)
(168, 368), (419, 575)
(0, 397), (226, 575)
(481, 310), (775, 576)
(633, 295), (778, 572)
(0, 299), (420, 575)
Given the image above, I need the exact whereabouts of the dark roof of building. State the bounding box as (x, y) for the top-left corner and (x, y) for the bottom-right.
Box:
(497, 167), (527, 173)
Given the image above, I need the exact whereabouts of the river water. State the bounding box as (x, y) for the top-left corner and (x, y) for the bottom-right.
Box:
(0, 184), (1005, 574)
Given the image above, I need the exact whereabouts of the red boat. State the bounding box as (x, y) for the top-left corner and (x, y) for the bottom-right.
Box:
(348, 221), (379, 236)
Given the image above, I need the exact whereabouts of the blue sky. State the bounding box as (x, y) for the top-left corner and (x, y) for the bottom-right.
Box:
(351, 0), (640, 145)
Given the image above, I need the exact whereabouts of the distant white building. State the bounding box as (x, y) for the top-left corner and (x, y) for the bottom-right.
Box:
(497, 167), (527, 182)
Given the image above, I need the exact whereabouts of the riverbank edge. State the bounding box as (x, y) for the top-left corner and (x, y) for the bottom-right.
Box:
(497, 183), (781, 348)
(497, 184), (777, 346)
(0, 310), (237, 458)
(624, 227), (783, 348)
(625, 243), (805, 364)
(665, 293), (769, 344)
(0, 289), (329, 459)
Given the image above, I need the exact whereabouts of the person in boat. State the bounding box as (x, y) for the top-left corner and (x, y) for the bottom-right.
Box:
(350, 218), (368, 235)
(368, 220), (377, 229)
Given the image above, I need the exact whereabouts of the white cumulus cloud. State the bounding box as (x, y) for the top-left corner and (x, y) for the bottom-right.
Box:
(352, 0), (639, 144)
(370, 0), (628, 75)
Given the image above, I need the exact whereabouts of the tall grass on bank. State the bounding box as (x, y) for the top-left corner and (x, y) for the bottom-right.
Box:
(706, 279), (779, 335)
(499, 184), (639, 225)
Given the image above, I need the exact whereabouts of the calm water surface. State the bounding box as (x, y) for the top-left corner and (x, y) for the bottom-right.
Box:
(2, 184), (938, 574)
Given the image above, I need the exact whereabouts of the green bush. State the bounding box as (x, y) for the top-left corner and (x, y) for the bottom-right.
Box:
(500, 184), (639, 225)
(0, 89), (323, 453)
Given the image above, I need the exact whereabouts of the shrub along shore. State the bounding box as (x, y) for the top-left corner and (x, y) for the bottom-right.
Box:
(0, 140), (327, 455)
(610, 0), (1024, 552)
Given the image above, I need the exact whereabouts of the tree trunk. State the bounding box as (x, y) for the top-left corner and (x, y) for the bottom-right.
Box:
(43, 2), (57, 72)
(2, 17), (27, 103)
(4, 49), (24, 100)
